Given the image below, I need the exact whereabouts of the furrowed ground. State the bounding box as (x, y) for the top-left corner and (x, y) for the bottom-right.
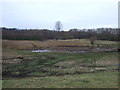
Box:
(2, 39), (119, 88)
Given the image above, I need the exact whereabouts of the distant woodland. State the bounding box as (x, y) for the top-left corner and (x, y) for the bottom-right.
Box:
(1, 27), (119, 41)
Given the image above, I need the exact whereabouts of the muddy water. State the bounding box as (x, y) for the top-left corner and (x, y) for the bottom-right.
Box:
(32, 49), (87, 53)
(32, 50), (51, 52)
(31, 47), (118, 53)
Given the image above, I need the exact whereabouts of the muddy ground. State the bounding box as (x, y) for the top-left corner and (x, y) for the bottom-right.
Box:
(34, 46), (118, 53)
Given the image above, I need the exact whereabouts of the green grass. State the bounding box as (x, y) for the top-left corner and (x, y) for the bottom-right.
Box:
(3, 71), (118, 88)
(3, 49), (118, 77)
(2, 48), (119, 88)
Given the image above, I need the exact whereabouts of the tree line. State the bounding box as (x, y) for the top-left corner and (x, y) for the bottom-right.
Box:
(1, 27), (119, 41)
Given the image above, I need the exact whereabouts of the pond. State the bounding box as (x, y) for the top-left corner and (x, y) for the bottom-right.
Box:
(32, 49), (87, 53)
(31, 48), (118, 53)
(32, 50), (51, 52)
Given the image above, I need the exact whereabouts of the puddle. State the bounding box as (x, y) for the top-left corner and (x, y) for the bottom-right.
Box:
(32, 50), (51, 52)
(31, 48), (117, 53)
(32, 49), (87, 53)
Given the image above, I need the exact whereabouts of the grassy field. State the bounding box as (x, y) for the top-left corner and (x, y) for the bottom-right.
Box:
(3, 71), (118, 88)
(2, 39), (119, 88)
(2, 39), (119, 50)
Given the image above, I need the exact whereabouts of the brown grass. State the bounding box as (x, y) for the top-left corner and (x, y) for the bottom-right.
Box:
(55, 61), (76, 67)
(2, 59), (22, 64)
(2, 39), (118, 50)
(2, 39), (91, 50)
(96, 57), (118, 65)
(2, 50), (23, 58)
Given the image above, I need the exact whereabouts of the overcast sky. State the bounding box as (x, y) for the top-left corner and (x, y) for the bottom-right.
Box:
(0, 0), (119, 30)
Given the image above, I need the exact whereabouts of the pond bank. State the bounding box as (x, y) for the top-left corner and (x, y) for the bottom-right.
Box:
(32, 47), (118, 53)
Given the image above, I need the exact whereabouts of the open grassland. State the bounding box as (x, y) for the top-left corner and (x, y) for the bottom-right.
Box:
(2, 47), (119, 88)
(3, 71), (118, 88)
(2, 39), (119, 88)
(2, 39), (119, 50)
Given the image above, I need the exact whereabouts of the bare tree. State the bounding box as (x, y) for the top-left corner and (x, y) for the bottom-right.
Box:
(55, 21), (62, 31)
(54, 21), (63, 40)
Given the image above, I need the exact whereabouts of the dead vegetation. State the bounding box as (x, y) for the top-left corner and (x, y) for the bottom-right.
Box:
(3, 39), (90, 50)
(2, 39), (118, 50)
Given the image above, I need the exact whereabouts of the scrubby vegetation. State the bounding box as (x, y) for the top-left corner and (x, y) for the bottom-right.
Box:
(2, 39), (119, 50)
(2, 38), (119, 88)
(2, 48), (119, 88)
(2, 27), (119, 88)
